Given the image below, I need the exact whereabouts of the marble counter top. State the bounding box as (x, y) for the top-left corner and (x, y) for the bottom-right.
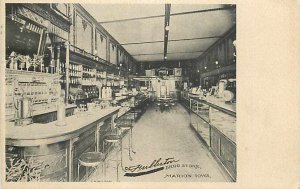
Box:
(189, 96), (236, 117)
(6, 107), (120, 146)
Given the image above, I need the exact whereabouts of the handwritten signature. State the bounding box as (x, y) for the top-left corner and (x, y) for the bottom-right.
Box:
(124, 157), (179, 173)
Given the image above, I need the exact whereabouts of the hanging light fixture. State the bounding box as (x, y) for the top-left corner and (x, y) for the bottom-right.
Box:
(165, 25), (170, 31)
(233, 40), (237, 57)
(45, 32), (52, 46)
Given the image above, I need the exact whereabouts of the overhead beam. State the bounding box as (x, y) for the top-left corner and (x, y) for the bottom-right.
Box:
(120, 36), (220, 46)
(164, 4), (171, 61)
(120, 40), (164, 46)
(98, 7), (235, 24)
(131, 50), (205, 56)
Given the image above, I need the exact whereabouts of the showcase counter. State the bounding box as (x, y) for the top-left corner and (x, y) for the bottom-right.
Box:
(181, 93), (236, 181)
(5, 107), (120, 182)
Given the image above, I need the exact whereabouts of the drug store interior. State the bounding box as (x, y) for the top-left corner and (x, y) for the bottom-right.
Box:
(4, 3), (236, 182)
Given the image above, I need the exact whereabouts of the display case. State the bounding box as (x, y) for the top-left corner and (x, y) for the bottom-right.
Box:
(182, 94), (236, 181)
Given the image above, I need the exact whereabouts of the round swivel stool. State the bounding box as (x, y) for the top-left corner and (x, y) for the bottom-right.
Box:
(117, 123), (136, 161)
(170, 100), (176, 111)
(103, 134), (122, 182)
(164, 103), (170, 112)
(77, 152), (105, 181)
(155, 102), (161, 111)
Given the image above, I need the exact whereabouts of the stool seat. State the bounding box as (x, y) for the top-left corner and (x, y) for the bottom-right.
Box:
(78, 152), (105, 167)
(117, 124), (133, 130)
(104, 134), (121, 143)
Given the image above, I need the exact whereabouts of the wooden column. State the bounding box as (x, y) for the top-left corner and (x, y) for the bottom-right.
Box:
(67, 138), (75, 181)
(56, 45), (61, 74)
(65, 42), (70, 104)
(106, 38), (110, 62)
(96, 122), (101, 152)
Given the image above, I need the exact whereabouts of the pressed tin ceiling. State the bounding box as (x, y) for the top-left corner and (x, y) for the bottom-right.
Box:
(82, 4), (236, 62)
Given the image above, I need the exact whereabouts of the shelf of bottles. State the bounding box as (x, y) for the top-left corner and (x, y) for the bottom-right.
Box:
(82, 85), (99, 99)
(82, 66), (96, 86)
(58, 60), (66, 85)
(69, 63), (83, 85)
(96, 70), (106, 80)
(112, 76), (120, 87)
(106, 73), (114, 87)
(96, 70), (106, 86)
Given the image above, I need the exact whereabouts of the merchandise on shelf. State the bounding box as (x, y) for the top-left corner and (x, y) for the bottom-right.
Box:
(5, 69), (61, 122)
(82, 86), (99, 99)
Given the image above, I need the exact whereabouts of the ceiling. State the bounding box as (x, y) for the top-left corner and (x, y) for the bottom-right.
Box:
(82, 4), (236, 62)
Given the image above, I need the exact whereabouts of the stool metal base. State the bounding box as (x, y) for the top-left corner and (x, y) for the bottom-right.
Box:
(103, 134), (122, 182)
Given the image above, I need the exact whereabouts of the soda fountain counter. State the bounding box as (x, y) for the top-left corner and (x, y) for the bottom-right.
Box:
(5, 106), (120, 182)
(181, 92), (236, 181)
(129, 94), (150, 121)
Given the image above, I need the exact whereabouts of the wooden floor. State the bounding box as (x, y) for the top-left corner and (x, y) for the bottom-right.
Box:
(87, 103), (231, 182)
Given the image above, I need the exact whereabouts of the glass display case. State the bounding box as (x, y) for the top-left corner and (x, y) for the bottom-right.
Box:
(184, 94), (236, 181)
(189, 111), (210, 146)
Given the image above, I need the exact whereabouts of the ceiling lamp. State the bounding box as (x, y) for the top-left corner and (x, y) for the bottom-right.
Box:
(165, 25), (170, 31)
(233, 40), (236, 47)
(45, 32), (52, 46)
(215, 60), (219, 65)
